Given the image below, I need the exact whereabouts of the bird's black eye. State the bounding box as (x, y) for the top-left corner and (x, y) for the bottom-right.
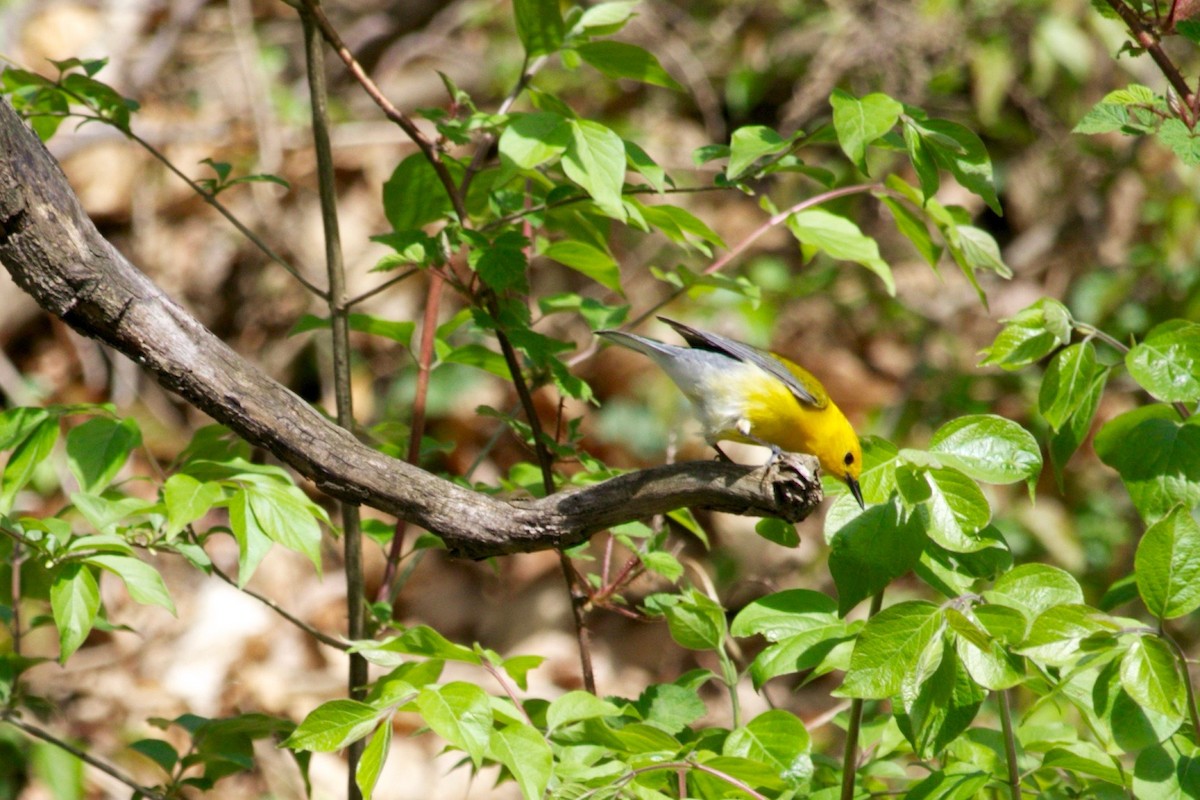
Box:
(844, 453), (855, 466)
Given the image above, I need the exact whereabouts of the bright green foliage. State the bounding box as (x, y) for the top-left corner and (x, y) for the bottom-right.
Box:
(1135, 506), (1200, 620)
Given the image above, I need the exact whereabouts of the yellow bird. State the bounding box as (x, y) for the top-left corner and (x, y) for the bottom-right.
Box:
(598, 317), (865, 508)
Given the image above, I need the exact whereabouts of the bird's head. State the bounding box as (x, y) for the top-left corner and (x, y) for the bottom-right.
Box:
(818, 430), (864, 510)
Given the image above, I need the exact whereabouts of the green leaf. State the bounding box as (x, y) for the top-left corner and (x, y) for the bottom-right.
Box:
(828, 499), (927, 616)
(542, 240), (622, 293)
(246, 483), (323, 572)
(880, 195), (941, 267)
(1158, 119), (1200, 166)
(650, 589), (727, 651)
(1126, 320), (1200, 403)
(1049, 362), (1107, 486)
(50, 563), (100, 663)
(726, 125), (789, 180)
(513, 0), (564, 56)
(979, 298), (1072, 371)
(985, 563), (1083, 623)
(416, 682), (492, 767)
(928, 414), (1042, 490)
(904, 766), (990, 799)
(839, 601), (942, 699)
(1133, 739), (1200, 799)
(1040, 742), (1125, 787)
(441, 343), (509, 378)
(289, 313), (417, 348)
(1, 416), (59, 514)
(488, 723), (552, 800)
(284, 700), (384, 752)
(66, 417), (140, 493)
(954, 606), (1026, 690)
(546, 690), (621, 730)
(916, 118), (1001, 215)
(563, 119), (626, 220)
(1017, 604), (1114, 667)
(355, 721), (391, 800)
(163, 473), (225, 538)
(894, 640), (985, 758)
(1040, 342), (1103, 430)
(731, 589), (839, 640)
(634, 201), (725, 255)
(382, 154), (453, 232)
(129, 739), (180, 774)
(1121, 636), (1185, 720)
(899, 466), (992, 553)
(498, 112), (571, 169)
(227, 488), (273, 587)
(473, 233), (529, 292)
(85, 555), (175, 614)
(786, 208), (894, 294)
(903, 121), (940, 201)
(574, 41), (682, 91)
(830, 89), (902, 174)
(638, 549), (684, 582)
(624, 139), (668, 193)
(1136, 505), (1200, 620)
(1094, 406), (1200, 523)
(0, 406), (50, 450)
(724, 710), (812, 788)
(634, 683), (707, 733)
(754, 517), (799, 548)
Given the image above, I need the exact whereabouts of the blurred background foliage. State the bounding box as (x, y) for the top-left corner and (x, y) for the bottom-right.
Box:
(2, 0), (1199, 796)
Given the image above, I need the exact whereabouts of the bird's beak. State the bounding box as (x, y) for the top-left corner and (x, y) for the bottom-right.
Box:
(847, 476), (865, 510)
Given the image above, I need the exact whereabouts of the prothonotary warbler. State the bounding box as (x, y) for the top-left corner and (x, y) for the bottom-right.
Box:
(598, 317), (865, 509)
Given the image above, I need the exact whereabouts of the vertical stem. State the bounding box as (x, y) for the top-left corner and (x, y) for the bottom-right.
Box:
(10, 539), (20, 655)
(840, 590), (885, 800)
(377, 273), (444, 604)
(492, 315), (595, 693)
(301, 8), (366, 798)
(998, 689), (1021, 800)
(1161, 629), (1200, 744)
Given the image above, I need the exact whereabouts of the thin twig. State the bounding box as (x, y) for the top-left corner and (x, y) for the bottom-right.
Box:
(626, 182), (883, 329)
(1103, 0), (1196, 110)
(998, 689), (1022, 800)
(300, 8), (367, 798)
(2, 712), (170, 800)
(344, 268), (419, 309)
(208, 561), (348, 650)
(296, 0), (467, 223)
(378, 271), (444, 604)
(841, 590), (886, 800)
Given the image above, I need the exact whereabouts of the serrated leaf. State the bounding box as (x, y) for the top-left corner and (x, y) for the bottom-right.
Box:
(786, 208), (894, 294)
(1126, 320), (1200, 403)
(575, 41), (682, 91)
(1136, 505), (1200, 620)
(830, 89), (902, 173)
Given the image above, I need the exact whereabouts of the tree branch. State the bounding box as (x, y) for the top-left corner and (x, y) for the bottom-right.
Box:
(0, 98), (823, 560)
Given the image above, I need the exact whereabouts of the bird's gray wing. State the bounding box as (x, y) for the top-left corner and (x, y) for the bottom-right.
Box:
(657, 317), (823, 407)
